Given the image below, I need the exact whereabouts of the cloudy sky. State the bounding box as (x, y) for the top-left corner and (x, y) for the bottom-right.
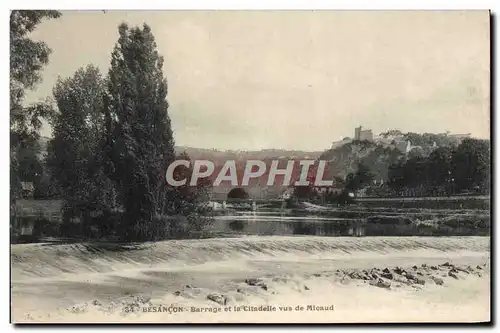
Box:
(25, 10), (490, 151)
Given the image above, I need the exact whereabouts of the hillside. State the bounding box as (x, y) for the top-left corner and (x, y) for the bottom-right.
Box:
(319, 131), (481, 182)
(319, 141), (403, 182)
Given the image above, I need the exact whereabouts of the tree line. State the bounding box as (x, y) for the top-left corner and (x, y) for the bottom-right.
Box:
(10, 11), (211, 241)
(342, 138), (490, 198)
(386, 138), (490, 197)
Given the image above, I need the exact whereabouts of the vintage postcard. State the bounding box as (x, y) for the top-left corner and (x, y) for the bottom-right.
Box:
(10, 10), (491, 324)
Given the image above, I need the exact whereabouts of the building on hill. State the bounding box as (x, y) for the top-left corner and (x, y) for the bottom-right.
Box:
(354, 126), (373, 142)
(393, 139), (411, 154)
(447, 133), (471, 145)
(392, 139), (439, 155)
(331, 137), (352, 149)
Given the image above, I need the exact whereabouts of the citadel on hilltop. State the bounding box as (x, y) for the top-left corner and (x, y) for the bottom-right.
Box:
(354, 126), (373, 142)
(331, 126), (471, 155)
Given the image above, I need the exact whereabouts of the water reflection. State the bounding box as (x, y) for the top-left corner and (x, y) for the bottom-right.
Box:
(217, 208), (365, 237)
(228, 220), (246, 232)
(212, 207), (489, 237)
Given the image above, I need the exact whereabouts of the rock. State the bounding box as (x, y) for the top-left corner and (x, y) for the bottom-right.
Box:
(416, 272), (424, 276)
(92, 300), (101, 306)
(442, 262), (453, 267)
(448, 271), (459, 280)
(412, 265), (418, 270)
(383, 268), (391, 274)
(405, 272), (425, 285)
(455, 266), (470, 274)
(430, 265), (439, 270)
(340, 278), (351, 285)
(245, 278), (260, 286)
(272, 276), (288, 283)
(313, 273), (322, 277)
(370, 278), (391, 289)
(136, 296), (151, 304)
(381, 272), (394, 280)
(304, 285), (310, 291)
(476, 272), (482, 278)
(371, 273), (380, 280)
(421, 264), (427, 268)
(414, 277), (426, 285)
(207, 293), (228, 306)
(245, 278), (268, 290)
(393, 275), (412, 285)
(394, 266), (405, 275)
(173, 291), (181, 296)
(477, 265), (483, 270)
(185, 284), (192, 289)
(430, 276), (444, 285)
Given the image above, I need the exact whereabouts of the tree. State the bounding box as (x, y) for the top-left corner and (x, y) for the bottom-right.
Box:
(426, 147), (453, 189)
(48, 65), (114, 227)
(345, 163), (375, 191)
(168, 152), (212, 214)
(104, 23), (176, 240)
(227, 188), (250, 200)
(10, 10), (61, 200)
(388, 159), (406, 191)
(451, 138), (490, 193)
(402, 156), (427, 191)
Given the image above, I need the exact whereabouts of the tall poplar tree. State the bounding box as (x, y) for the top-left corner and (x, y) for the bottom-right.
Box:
(104, 23), (175, 240)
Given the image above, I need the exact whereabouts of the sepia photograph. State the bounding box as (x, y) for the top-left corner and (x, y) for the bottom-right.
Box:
(9, 9), (491, 324)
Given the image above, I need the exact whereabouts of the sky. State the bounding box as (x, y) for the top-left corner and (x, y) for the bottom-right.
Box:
(24, 10), (490, 151)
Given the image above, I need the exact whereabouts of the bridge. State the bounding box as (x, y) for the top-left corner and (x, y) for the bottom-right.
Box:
(211, 198), (286, 203)
(209, 185), (290, 201)
(209, 197), (287, 211)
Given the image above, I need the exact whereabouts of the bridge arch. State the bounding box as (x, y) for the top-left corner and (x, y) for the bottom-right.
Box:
(227, 187), (249, 200)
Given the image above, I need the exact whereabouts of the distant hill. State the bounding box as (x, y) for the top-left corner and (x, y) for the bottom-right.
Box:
(38, 138), (323, 164)
(320, 131), (484, 182)
(174, 146), (323, 164)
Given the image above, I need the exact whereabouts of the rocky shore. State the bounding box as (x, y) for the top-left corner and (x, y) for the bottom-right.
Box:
(15, 259), (490, 323)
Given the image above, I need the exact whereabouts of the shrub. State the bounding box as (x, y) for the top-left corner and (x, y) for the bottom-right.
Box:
(366, 215), (413, 225)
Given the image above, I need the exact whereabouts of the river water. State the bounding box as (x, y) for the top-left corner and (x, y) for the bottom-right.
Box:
(209, 203), (490, 237)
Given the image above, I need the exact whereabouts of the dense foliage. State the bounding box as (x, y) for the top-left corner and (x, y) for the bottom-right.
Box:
(12, 17), (213, 242)
(10, 10), (61, 200)
(387, 138), (490, 196)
